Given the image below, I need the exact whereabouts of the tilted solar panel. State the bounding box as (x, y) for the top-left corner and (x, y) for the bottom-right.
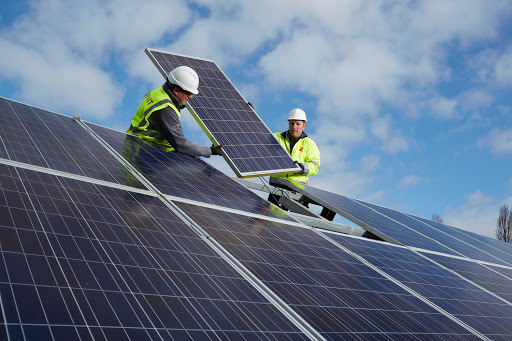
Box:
(281, 182), (508, 264)
(487, 265), (512, 299)
(176, 202), (487, 339)
(4, 94), (512, 340)
(357, 199), (512, 266)
(144, 48), (299, 178)
(336, 235), (512, 339)
(411, 214), (512, 259)
(283, 183), (461, 255)
(0, 163), (308, 340)
(0, 97), (142, 189)
(425, 253), (512, 304)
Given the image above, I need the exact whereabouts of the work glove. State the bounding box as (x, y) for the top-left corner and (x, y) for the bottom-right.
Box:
(295, 162), (308, 175)
(211, 145), (222, 156)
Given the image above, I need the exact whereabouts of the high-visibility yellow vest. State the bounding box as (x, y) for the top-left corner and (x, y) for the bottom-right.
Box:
(127, 87), (180, 150)
(271, 132), (321, 185)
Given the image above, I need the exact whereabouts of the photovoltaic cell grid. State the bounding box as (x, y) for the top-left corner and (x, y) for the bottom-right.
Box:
(424, 253), (512, 305)
(88, 122), (296, 222)
(487, 265), (512, 299)
(2, 93), (512, 340)
(454, 225), (512, 254)
(145, 48), (299, 178)
(357, 199), (512, 266)
(289, 184), (460, 256)
(0, 163), (308, 340)
(0, 97), (143, 189)
(286, 183), (511, 265)
(334, 234), (512, 339)
(411, 214), (512, 260)
(176, 202), (481, 340)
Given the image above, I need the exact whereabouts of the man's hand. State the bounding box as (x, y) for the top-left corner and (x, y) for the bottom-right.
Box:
(211, 145), (222, 156)
(295, 162), (308, 175)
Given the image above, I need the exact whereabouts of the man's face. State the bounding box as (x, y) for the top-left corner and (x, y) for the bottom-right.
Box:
(173, 88), (194, 107)
(288, 120), (306, 139)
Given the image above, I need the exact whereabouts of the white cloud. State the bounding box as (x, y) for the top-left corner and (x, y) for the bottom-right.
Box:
(370, 115), (410, 153)
(458, 89), (493, 113)
(310, 152), (381, 199)
(472, 47), (512, 86)
(251, 0), (510, 118)
(427, 96), (458, 119)
(362, 190), (386, 204)
(397, 175), (424, 189)
(478, 128), (512, 155)
(312, 167), (375, 199)
(443, 190), (498, 237)
(494, 49), (512, 84)
(360, 154), (380, 173)
(0, 38), (123, 118)
(2, 0), (512, 199)
(0, 0), (190, 118)
(10, 0), (190, 61)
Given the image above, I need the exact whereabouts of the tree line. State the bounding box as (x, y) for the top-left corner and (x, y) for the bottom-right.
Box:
(496, 204), (512, 243)
(432, 206), (512, 244)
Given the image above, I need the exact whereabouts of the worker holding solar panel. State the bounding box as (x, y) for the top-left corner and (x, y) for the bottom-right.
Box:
(268, 108), (321, 207)
(127, 66), (222, 157)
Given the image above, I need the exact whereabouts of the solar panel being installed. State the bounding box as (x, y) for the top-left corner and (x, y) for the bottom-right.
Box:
(144, 48), (299, 178)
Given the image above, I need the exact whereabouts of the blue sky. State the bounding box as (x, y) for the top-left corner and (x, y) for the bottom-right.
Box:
(1, 0), (511, 238)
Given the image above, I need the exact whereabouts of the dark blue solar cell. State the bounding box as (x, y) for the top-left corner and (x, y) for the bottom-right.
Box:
(0, 163), (306, 339)
(335, 234), (512, 339)
(425, 252), (512, 304)
(50, 326), (81, 341)
(0, 97), (143, 188)
(87, 122), (296, 221)
(145, 49), (299, 178)
(176, 202), (477, 339)
(23, 325), (53, 341)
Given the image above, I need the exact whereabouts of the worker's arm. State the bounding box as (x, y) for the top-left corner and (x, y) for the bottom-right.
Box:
(149, 107), (212, 157)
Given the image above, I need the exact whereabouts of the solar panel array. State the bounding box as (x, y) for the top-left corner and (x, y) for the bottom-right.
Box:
(144, 48), (299, 178)
(284, 183), (512, 265)
(2, 83), (512, 339)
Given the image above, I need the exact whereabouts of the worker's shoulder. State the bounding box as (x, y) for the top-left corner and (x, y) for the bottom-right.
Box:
(302, 135), (319, 148)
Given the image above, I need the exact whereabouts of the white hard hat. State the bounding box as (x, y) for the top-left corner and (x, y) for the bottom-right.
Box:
(167, 66), (199, 94)
(287, 108), (307, 122)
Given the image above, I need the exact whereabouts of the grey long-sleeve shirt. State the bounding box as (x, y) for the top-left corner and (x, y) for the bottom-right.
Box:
(148, 82), (212, 157)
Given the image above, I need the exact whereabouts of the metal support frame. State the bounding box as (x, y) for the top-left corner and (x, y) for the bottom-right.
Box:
(320, 207), (336, 221)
